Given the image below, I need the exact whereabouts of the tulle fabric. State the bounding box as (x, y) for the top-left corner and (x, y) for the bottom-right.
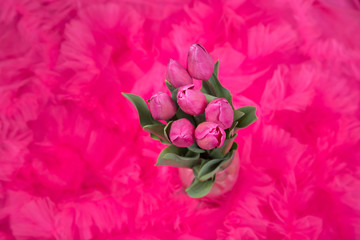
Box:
(0, 0), (360, 239)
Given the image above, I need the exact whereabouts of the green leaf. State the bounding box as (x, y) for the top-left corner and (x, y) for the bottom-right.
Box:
(150, 133), (170, 144)
(156, 147), (200, 168)
(203, 93), (217, 103)
(197, 151), (235, 181)
(192, 164), (201, 178)
(193, 114), (205, 125)
(175, 108), (196, 125)
(236, 106), (257, 128)
(200, 61), (233, 106)
(143, 124), (170, 143)
(188, 143), (205, 153)
(157, 145), (183, 159)
(165, 80), (175, 92)
(122, 93), (158, 127)
(186, 176), (216, 198)
(226, 109), (244, 138)
(234, 109), (245, 122)
(150, 133), (161, 141)
(197, 159), (223, 181)
(171, 88), (179, 104)
(163, 121), (173, 143)
(227, 121), (238, 138)
(213, 61), (219, 77)
(231, 142), (238, 151)
(201, 62), (219, 96)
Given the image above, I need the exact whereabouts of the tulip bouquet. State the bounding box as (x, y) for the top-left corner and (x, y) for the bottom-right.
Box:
(122, 44), (257, 198)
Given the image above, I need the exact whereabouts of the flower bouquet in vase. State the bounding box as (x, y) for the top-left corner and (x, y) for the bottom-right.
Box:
(122, 44), (257, 198)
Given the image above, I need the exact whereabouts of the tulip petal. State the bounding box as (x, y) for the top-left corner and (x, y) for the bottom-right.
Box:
(149, 92), (177, 120)
(194, 123), (212, 140)
(166, 59), (193, 88)
(197, 135), (218, 150)
(169, 118), (195, 148)
(187, 43), (214, 81)
(177, 85), (207, 115)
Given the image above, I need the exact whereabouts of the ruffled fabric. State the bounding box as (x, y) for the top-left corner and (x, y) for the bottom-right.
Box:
(0, 0), (360, 239)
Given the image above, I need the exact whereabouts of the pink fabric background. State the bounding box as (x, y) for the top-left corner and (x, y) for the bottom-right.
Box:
(1, 0), (360, 239)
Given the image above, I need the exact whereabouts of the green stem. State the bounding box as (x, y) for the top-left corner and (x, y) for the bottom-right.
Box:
(203, 79), (217, 96)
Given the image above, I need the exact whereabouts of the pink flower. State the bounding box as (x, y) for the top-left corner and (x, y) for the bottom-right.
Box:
(169, 118), (195, 147)
(177, 84), (207, 115)
(166, 59), (193, 88)
(205, 98), (234, 129)
(149, 92), (177, 120)
(187, 43), (214, 81)
(195, 122), (226, 150)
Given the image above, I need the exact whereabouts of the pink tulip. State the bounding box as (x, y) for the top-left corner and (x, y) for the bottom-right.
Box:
(169, 118), (195, 148)
(187, 43), (214, 81)
(166, 59), (193, 88)
(149, 92), (177, 120)
(205, 98), (234, 129)
(195, 122), (225, 150)
(177, 84), (207, 115)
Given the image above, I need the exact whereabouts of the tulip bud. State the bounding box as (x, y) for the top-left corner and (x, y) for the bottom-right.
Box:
(177, 84), (207, 115)
(149, 92), (177, 120)
(166, 59), (193, 88)
(205, 98), (234, 129)
(187, 43), (214, 81)
(195, 122), (225, 150)
(169, 118), (195, 147)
